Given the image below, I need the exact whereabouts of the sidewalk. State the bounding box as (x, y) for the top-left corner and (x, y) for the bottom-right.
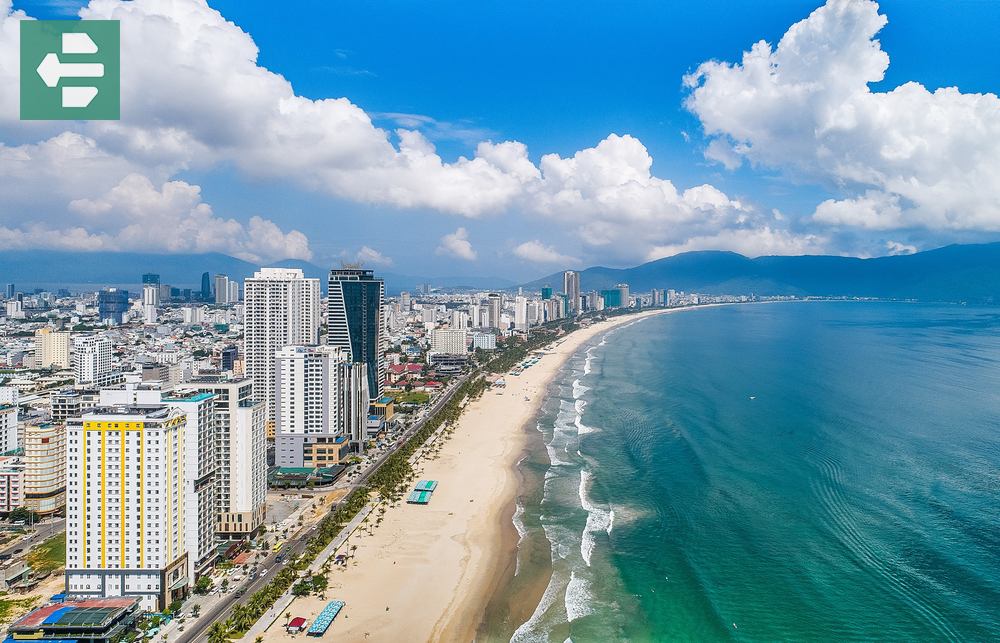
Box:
(239, 498), (379, 640)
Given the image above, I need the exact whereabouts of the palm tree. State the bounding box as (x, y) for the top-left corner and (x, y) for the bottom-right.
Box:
(207, 622), (229, 643)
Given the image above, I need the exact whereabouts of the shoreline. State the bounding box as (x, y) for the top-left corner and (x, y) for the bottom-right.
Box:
(437, 308), (677, 641)
(257, 308), (674, 643)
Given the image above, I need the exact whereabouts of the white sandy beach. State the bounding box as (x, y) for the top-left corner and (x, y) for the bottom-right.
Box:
(258, 309), (673, 643)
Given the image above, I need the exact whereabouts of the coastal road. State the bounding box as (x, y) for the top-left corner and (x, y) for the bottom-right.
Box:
(175, 374), (470, 643)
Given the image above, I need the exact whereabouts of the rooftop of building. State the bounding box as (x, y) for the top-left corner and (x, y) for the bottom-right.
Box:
(77, 404), (176, 420)
(161, 391), (215, 403)
(8, 597), (139, 630)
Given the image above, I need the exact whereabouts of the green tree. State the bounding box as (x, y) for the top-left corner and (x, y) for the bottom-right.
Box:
(194, 575), (212, 594)
(207, 622), (229, 643)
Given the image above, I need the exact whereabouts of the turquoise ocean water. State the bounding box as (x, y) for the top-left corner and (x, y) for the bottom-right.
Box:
(500, 302), (1000, 642)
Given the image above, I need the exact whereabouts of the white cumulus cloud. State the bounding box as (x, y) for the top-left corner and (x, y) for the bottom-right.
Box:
(512, 240), (579, 265)
(436, 227), (477, 261)
(685, 0), (1000, 238)
(355, 245), (393, 266)
(0, 0), (786, 264)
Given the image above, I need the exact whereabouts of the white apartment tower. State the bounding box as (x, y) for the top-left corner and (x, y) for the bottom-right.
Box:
(514, 296), (528, 330)
(65, 405), (187, 611)
(243, 268), (321, 422)
(162, 390), (218, 580)
(142, 285), (159, 324)
(214, 274), (230, 305)
(190, 377), (267, 539)
(487, 293), (502, 330)
(563, 270), (581, 315)
(274, 346), (369, 466)
(0, 404), (17, 453)
(73, 335), (113, 386)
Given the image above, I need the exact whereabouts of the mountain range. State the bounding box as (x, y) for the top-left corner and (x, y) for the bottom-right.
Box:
(2, 242), (999, 302)
(524, 242), (1000, 303)
(0, 251), (512, 294)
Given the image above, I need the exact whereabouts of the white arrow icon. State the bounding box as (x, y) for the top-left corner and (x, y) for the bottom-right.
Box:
(35, 33), (104, 108)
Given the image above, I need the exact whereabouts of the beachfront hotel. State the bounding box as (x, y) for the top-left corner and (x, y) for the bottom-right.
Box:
(327, 268), (386, 400)
(65, 405), (188, 611)
(274, 345), (370, 465)
(189, 376), (268, 540)
(243, 268), (321, 424)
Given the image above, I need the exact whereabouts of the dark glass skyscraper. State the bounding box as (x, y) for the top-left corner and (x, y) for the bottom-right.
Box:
(98, 288), (129, 324)
(327, 269), (385, 400)
(142, 273), (160, 285)
(201, 272), (212, 300)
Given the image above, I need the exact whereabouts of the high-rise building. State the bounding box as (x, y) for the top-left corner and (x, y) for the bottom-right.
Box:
(399, 291), (411, 312)
(600, 288), (622, 308)
(451, 310), (469, 329)
(469, 304), (481, 328)
(161, 389), (218, 580)
(227, 280), (239, 303)
(142, 284), (159, 324)
(563, 271), (581, 315)
(73, 335), (113, 386)
(34, 328), (71, 369)
(23, 423), (66, 515)
(142, 284), (159, 308)
(487, 293), (502, 330)
(541, 286), (553, 300)
(214, 274), (230, 305)
(190, 377), (266, 540)
(617, 283), (630, 308)
(141, 273), (160, 286)
(98, 288), (129, 325)
(274, 346), (369, 465)
(4, 283), (13, 299)
(244, 268), (321, 422)
(66, 405), (188, 611)
(327, 269), (385, 400)
(0, 405), (17, 453)
(514, 296), (528, 330)
(200, 272), (212, 300)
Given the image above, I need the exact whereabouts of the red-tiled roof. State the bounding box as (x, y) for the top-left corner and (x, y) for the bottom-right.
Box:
(288, 617), (307, 628)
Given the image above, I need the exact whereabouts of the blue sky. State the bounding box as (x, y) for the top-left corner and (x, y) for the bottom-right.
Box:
(7, 0), (1000, 280)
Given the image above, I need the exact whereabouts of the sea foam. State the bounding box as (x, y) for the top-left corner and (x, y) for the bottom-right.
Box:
(579, 469), (614, 566)
(565, 570), (595, 621)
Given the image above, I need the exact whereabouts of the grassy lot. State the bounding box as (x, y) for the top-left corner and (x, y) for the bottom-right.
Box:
(392, 391), (431, 404)
(0, 594), (38, 624)
(26, 532), (65, 576)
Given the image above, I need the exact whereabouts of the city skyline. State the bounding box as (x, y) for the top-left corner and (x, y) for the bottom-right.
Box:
(5, 0), (1000, 282)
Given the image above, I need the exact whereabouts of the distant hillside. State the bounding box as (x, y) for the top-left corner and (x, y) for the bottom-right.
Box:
(0, 250), (512, 295)
(523, 243), (1000, 303)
